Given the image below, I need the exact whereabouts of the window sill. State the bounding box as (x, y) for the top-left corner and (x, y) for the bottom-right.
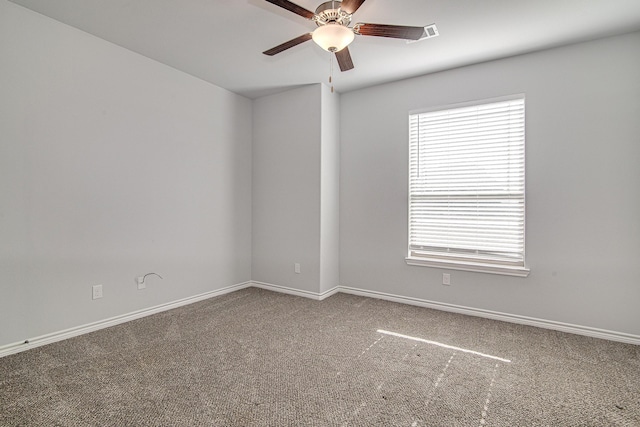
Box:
(405, 257), (530, 277)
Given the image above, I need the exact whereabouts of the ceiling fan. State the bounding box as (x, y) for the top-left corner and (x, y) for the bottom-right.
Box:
(262, 0), (437, 72)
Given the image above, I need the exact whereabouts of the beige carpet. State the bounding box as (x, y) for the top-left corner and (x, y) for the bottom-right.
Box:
(1, 288), (638, 426)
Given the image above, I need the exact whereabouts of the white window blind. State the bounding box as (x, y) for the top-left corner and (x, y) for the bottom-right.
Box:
(408, 97), (527, 274)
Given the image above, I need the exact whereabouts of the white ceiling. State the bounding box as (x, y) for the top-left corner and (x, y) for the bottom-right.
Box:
(9, 0), (640, 98)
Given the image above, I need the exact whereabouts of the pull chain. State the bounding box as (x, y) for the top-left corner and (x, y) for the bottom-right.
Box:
(329, 52), (334, 93)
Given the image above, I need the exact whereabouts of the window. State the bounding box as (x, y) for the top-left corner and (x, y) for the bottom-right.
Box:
(406, 96), (529, 277)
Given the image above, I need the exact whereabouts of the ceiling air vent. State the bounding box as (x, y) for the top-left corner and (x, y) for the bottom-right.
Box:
(407, 24), (439, 43)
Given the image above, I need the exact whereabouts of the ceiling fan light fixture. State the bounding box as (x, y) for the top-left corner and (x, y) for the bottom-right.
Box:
(312, 23), (354, 52)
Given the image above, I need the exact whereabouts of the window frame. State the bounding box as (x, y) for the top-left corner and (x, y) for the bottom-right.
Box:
(405, 95), (530, 277)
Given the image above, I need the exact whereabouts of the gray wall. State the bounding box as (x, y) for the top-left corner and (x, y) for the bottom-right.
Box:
(252, 85), (323, 293)
(0, 2), (252, 347)
(339, 31), (640, 336)
(319, 85), (340, 295)
(252, 84), (340, 295)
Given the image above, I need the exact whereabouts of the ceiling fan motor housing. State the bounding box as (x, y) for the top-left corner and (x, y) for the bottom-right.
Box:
(314, 1), (352, 27)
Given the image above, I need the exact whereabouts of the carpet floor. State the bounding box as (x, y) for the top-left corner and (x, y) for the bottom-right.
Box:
(1, 287), (638, 426)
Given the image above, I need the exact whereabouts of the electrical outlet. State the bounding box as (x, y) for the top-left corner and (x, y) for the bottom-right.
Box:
(136, 276), (145, 290)
(294, 263), (301, 274)
(92, 284), (103, 299)
(442, 273), (451, 286)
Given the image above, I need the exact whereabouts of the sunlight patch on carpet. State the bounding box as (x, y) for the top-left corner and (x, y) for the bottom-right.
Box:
(376, 329), (512, 363)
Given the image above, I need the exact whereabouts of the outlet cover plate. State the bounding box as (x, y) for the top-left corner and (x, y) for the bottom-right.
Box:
(442, 273), (451, 286)
(92, 284), (103, 299)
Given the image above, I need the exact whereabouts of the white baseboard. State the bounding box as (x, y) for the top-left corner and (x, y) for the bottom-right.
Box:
(337, 286), (640, 346)
(250, 280), (340, 301)
(0, 282), (251, 358)
(244, 282), (640, 345)
(2, 280), (637, 358)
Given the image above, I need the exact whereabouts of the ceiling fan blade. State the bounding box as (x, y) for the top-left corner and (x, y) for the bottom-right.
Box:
(335, 47), (354, 72)
(264, 0), (315, 20)
(355, 23), (426, 40)
(340, 0), (366, 14)
(263, 33), (313, 56)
